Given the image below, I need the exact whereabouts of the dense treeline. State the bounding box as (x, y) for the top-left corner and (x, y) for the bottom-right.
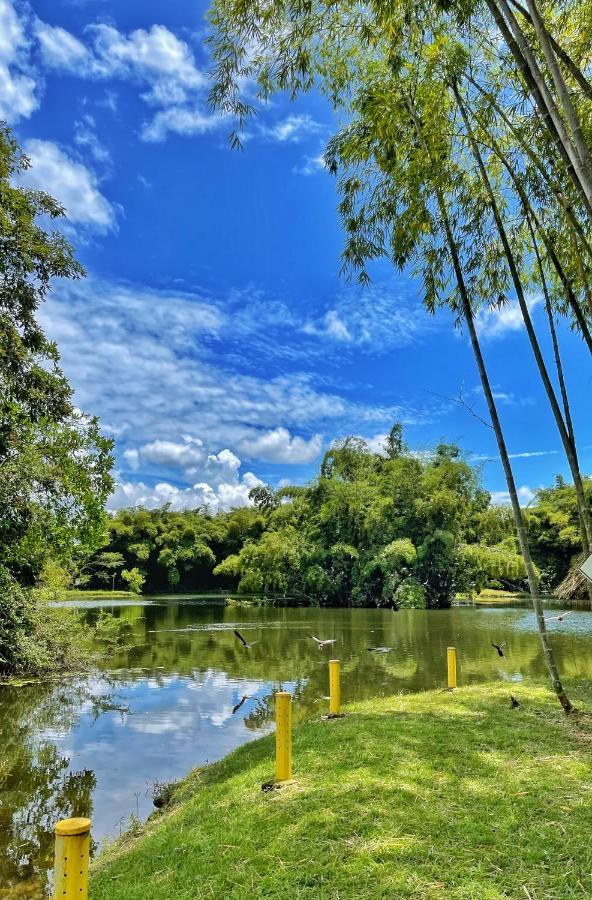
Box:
(83, 427), (591, 607)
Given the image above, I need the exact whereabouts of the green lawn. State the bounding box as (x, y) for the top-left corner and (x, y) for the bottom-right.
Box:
(92, 682), (592, 899)
(61, 589), (134, 600)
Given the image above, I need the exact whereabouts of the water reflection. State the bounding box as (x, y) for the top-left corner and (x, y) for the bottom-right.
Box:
(2, 597), (592, 895)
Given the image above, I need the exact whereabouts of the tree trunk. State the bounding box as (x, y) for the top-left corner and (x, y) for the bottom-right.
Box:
(509, 0), (592, 101)
(464, 72), (592, 265)
(524, 0), (592, 193)
(465, 99), (592, 353)
(486, 0), (592, 216)
(405, 92), (572, 712)
(455, 84), (592, 560)
(527, 215), (592, 604)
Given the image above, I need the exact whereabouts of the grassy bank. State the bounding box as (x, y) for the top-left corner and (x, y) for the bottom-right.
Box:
(60, 589), (134, 600)
(92, 681), (592, 899)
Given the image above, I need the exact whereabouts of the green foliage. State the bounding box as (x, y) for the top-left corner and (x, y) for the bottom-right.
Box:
(526, 478), (592, 591)
(121, 567), (145, 595)
(0, 125), (114, 675)
(460, 542), (529, 596)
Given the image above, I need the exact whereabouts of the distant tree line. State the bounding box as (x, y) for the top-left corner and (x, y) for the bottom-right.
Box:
(81, 425), (591, 607)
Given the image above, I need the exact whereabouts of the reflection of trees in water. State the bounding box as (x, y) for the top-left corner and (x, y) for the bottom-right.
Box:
(0, 681), (103, 897)
(242, 679), (308, 730)
(94, 602), (592, 703)
(3, 600), (584, 895)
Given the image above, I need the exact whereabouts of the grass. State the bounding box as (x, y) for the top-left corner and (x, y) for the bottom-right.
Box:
(92, 681), (592, 899)
(61, 589), (134, 600)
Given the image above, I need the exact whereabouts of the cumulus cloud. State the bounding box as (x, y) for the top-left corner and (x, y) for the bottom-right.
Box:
(124, 436), (206, 474)
(18, 139), (117, 231)
(40, 277), (407, 502)
(141, 106), (223, 143)
(33, 17), (222, 142)
(109, 468), (263, 512)
(237, 428), (323, 464)
(0, 0), (38, 121)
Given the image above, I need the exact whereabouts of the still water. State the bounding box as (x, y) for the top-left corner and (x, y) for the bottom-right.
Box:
(2, 596), (592, 897)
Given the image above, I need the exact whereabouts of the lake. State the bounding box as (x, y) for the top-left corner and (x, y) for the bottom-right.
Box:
(2, 595), (592, 898)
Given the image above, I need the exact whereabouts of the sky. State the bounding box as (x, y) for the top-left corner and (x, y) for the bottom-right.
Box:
(2, 0), (591, 512)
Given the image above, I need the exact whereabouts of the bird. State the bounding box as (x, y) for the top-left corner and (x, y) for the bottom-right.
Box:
(308, 634), (336, 650)
(232, 695), (248, 715)
(234, 629), (258, 649)
(510, 695), (520, 709)
(546, 611), (571, 623)
(492, 641), (506, 657)
(368, 647), (393, 653)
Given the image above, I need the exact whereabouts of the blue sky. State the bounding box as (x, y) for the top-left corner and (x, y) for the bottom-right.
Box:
(3, 0), (591, 510)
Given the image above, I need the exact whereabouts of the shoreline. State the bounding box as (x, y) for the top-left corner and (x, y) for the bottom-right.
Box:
(91, 680), (592, 899)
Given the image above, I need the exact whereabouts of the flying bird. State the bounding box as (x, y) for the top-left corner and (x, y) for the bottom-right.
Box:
(234, 629), (258, 649)
(492, 642), (506, 658)
(510, 695), (520, 709)
(232, 695), (248, 715)
(308, 634), (336, 650)
(545, 611), (571, 623)
(368, 647), (393, 653)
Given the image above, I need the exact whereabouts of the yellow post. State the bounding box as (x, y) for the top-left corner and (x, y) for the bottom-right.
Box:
(329, 659), (341, 715)
(53, 817), (91, 900)
(275, 691), (292, 781)
(447, 646), (457, 690)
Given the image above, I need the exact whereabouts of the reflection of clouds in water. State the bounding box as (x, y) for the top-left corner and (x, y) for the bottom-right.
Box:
(498, 671), (524, 683)
(512, 610), (592, 635)
(41, 670), (277, 842)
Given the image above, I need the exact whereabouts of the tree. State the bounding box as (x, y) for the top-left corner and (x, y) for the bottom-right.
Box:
(0, 125), (113, 674)
(121, 567), (145, 595)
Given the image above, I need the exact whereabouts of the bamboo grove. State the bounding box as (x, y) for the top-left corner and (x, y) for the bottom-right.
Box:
(207, 0), (592, 710)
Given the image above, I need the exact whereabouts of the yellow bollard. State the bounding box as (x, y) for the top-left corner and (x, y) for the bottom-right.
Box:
(447, 646), (457, 690)
(53, 817), (91, 900)
(275, 691), (292, 781)
(329, 659), (341, 715)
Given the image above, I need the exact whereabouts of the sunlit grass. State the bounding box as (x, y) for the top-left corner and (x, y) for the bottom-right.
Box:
(92, 682), (592, 899)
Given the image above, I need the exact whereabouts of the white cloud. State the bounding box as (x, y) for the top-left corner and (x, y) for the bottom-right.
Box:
(18, 139), (117, 231)
(303, 284), (431, 351)
(35, 20), (90, 70)
(33, 18), (221, 142)
(293, 153), (326, 176)
(237, 428), (322, 464)
(364, 433), (388, 455)
(258, 114), (322, 143)
(0, 0), (38, 122)
(476, 296), (542, 339)
(40, 277), (400, 465)
(87, 23), (205, 89)
(472, 450), (558, 463)
(141, 106), (222, 143)
(109, 468), (263, 512)
(74, 114), (111, 165)
(490, 485), (537, 507)
(124, 437), (206, 475)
